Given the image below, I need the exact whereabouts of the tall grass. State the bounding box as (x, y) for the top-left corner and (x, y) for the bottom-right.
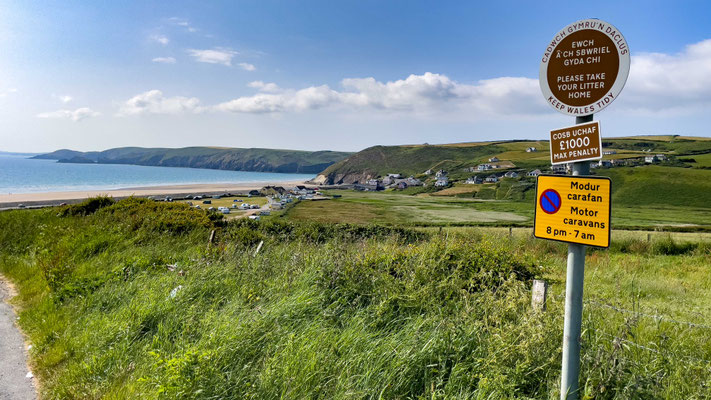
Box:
(0, 197), (709, 398)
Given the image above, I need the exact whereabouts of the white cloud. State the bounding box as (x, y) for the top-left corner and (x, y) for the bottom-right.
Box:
(215, 72), (545, 116)
(52, 94), (73, 104)
(168, 17), (197, 33)
(36, 107), (99, 122)
(187, 48), (238, 66)
(248, 81), (281, 93)
(619, 39), (711, 113)
(0, 88), (18, 97)
(152, 57), (176, 64)
(238, 62), (256, 71)
(121, 39), (711, 119)
(215, 85), (339, 114)
(117, 90), (201, 116)
(151, 34), (169, 45)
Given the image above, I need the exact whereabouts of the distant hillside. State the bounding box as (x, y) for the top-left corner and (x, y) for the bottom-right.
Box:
(316, 136), (711, 184)
(34, 146), (352, 174)
(316, 140), (549, 184)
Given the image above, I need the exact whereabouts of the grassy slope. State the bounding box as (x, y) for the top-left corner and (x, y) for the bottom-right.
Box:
(320, 136), (711, 183)
(320, 143), (512, 182)
(37, 146), (352, 174)
(1, 199), (710, 398)
(604, 165), (711, 208)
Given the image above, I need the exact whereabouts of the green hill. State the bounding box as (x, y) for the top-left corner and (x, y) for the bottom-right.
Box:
(604, 165), (711, 208)
(317, 136), (711, 184)
(317, 141), (549, 184)
(34, 146), (352, 174)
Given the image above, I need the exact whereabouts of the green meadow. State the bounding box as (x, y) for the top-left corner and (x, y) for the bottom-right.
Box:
(1, 197), (710, 399)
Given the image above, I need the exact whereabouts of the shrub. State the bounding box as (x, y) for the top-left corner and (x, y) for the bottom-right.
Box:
(98, 197), (218, 234)
(58, 196), (115, 216)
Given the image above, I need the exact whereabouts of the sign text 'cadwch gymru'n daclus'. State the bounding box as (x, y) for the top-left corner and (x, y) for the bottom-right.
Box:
(534, 175), (611, 247)
(549, 121), (602, 165)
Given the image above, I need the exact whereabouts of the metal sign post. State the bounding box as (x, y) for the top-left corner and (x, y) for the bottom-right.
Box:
(538, 19), (629, 400)
(560, 114), (592, 399)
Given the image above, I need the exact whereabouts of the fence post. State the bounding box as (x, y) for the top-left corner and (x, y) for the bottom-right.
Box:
(531, 279), (548, 311)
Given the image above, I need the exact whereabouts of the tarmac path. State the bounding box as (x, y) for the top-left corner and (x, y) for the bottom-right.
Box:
(0, 276), (36, 400)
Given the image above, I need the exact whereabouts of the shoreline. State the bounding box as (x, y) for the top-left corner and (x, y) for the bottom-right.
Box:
(0, 180), (312, 207)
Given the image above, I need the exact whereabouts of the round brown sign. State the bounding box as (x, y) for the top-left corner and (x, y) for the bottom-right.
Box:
(540, 19), (630, 116)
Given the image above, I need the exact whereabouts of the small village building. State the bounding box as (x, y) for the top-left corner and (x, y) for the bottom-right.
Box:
(598, 160), (612, 168)
(551, 164), (566, 174)
(397, 181), (408, 189)
(406, 176), (423, 186)
(602, 150), (617, 155)
(465, 176), (483, 184)
(477, 164), (492, 171)
(527, 169), (542, 177)
(435, 169), (447, 178)
(526, 147), (537, 152)
(488, 157), (499, 162)
(484, 175), (499, 183)
(424, 169), (432, 175)
(656, 154), (667, 161)
(504, 171), (519, 178)
(645, 155), (658, 163)
(434, 176), (449, 187)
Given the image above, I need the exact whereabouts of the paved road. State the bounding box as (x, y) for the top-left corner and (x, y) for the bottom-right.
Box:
(0, 277), (36, 400)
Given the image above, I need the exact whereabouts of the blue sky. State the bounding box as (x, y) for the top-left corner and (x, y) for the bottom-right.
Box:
(2, 1), (711, 152)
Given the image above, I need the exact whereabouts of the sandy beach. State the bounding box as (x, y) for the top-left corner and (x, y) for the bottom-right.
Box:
(0, 180), (311, 207)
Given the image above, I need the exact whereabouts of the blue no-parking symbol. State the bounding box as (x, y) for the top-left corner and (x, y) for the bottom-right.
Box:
(540, 189), (562, 214)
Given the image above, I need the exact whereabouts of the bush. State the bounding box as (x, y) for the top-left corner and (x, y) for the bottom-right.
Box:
(98, 197), (218, 234)
(58, 196), (115, 216)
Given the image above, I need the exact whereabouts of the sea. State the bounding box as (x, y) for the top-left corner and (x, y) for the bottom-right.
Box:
(0, 154), (315, 194)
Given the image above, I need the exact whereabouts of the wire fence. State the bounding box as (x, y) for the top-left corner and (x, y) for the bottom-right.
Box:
(540, 287), (711, 365)
(584, 299), (711, 331)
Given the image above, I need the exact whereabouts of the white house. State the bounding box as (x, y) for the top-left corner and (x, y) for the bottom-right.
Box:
(527, 169), (542, 177)
(435, 169), (447, 178)
(477, 164), (492, 171)
(504, 171), (519, 178)
(484, 175), (499, 183)
(551, 164), (566, 173)
(488, 156), (499, 162)
(434, 176), (449, 187)
(645, 155), (658, 163)
(465, 176), (483, 184)
(598, 160), (612, 167)
(406, 176), (423, 186)
(526, 147), (537, 152)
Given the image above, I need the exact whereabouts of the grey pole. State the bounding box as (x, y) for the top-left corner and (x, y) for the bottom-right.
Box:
(560, 114), (592, 400)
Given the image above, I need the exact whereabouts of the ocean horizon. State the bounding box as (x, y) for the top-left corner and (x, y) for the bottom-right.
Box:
(0, 154), (315, 194)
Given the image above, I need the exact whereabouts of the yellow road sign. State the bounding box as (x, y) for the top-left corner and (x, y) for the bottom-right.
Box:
(534, 175), (611, 247)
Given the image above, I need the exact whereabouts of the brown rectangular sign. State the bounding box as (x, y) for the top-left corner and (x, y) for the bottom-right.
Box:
(549, 121), (602, 165)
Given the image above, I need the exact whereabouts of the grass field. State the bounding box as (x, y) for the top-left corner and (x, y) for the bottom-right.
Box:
(684, 152), (711, 167)
(284, 189), (711, 229)
(285, 191), (530, 225)
(1, 197), (710, 398)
